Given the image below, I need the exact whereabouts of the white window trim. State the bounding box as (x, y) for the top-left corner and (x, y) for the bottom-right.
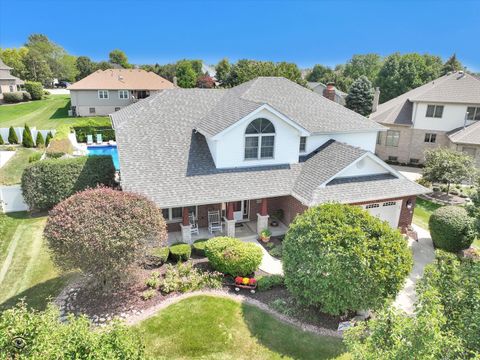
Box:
(118, 90), (129, 99)
(385, 130), (400, 147)
(98, 90), (109, 99)
(162, 206), (198, 223)
(466, 106), (480, 121)
(244, 133), (275, 160)
(425, 104), (444, 118)
(299, 136), (307, 153)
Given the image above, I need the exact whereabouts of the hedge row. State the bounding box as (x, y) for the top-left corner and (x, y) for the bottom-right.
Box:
(74, 126), (115, 143)
(21, 155), (115, 211)
(3, 91), (31, 103)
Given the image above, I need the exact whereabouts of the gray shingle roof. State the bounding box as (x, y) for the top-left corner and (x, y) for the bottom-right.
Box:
(370, 72), (480, 125)
(196, 77), (383, 136)
(448, 122), (480, 145)
(112, 78), (428, 208)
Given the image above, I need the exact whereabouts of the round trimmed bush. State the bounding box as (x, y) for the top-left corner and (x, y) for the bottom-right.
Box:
(283, 203), (413, 315)
(429, 206), (476, 252)
(192, 238), (209, 256)
(145, 246), (170, 268)
(169, 242), (191, 262)
(44, 188), (167, 288)
(204, 237), (263, 276)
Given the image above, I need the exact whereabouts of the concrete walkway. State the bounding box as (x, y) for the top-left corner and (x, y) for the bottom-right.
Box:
(393, 224), (435, 314)
(242, 236), (284, 275)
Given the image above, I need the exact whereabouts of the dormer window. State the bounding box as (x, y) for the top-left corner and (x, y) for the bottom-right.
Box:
(426, 104), (443, 118)
(244, 118), (275, 160)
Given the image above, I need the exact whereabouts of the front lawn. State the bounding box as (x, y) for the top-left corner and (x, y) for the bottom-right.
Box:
(413, 197), (443, 230)
(135, 295), (349, 360)
(0, 147), (40, 185)
(0, 212), (73, 310)
(0, 95), (110, 130)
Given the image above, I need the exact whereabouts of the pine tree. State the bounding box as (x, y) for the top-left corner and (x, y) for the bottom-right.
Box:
(35, 131), (45, 148)
(45, 131), (53, 147)
(443, 53), (463, 74)
(346, 76), (374, 116)
(22, 124), (34, 148)
(8, 126), (18, 144)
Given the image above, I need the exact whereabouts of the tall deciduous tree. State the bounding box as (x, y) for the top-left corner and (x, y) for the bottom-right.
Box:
(215, 58), (231, 85)
(175, 60), (197, 88)
(343, 53), (382, 83)
(275, 61), (306, 85)
(0, 47), (29, 79)
(443, 53), (463, 74)
(346, 75), (374, 116)
(75, 56), (95, 80)
(108, 49), (130, 68)
(22, 49), (53, 86)
(422, 148), (476, 194)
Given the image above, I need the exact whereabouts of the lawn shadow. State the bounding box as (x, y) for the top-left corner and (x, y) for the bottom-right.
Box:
(49, 100), (71, 119)
(0, 273), (75, 311)
(240, 302), (347, 360)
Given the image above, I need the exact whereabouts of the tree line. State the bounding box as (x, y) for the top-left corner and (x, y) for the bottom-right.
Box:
(0, 33), (468, 105)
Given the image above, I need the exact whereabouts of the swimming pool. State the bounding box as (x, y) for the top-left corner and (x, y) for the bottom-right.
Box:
(87, 145), (120, 171)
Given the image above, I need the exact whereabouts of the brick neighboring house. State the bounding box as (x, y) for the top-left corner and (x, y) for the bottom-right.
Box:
(0, 59), (24, 102)
(371, 71), (480, 166)
(67, 68), (175, 116)
(112, 77), (428, 244)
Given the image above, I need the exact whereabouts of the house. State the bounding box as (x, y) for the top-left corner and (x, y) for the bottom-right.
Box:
(67, 68), (175, 116)
(371, 71), (480, 166)
(307, 82), (347, 105)
(112, 77), (428, 243)
(0, 59), (24, 102)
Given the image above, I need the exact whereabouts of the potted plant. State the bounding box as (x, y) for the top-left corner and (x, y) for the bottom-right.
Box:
(260, 229), (271, 243)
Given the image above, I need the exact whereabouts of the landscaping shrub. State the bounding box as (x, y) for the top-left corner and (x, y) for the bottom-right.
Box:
(22, 91), (32, 101)
(44, 90), (50, 96)
(24, 81), (44, 100)
(35, 131), (45, 148)
(204, 237), (263, 276)
(21, 155), (115, 211)
(73, 126), (116, 142)
(45, 138), (73, 158)
(3, 91), (24, 103)
(8, 126), (18, 144)
(145, 246), (170, 268)
(28, 152), (42, 163)
(429, 206), (476, 252)
(45, 131), (53, 147)
(44, 188), (167, 289)
(283, 203), (413, 315)
(0, 134), (4, 145)
(257, 275), (284, 291)
(141, 289), (156, 301)
(192, 238), (209, 256)
(159, 262), (222, 294)
(145, 271), (161, 289)
(22, 125), (34, 148)
(0, 302), (145, 358)
(169, 242), (191, 262)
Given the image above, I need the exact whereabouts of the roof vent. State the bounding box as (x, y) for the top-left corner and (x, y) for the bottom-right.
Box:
(118, 75), (124, 81)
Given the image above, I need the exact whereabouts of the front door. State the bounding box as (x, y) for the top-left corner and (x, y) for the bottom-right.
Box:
(228, 200), (250, 222)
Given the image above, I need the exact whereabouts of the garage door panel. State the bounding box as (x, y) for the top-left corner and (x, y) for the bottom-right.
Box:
(363, 201), (401, 228)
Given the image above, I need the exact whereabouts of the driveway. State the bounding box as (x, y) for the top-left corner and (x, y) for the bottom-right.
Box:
(392, 165), (422, 182)
(393, 225), (435, 314)
(47, 88), (70, 95)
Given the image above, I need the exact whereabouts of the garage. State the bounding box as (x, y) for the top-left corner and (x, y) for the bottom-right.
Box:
(363, 200), (401, 228)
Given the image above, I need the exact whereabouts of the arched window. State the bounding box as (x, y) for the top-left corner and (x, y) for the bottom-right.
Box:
(244, 118), (275, 160)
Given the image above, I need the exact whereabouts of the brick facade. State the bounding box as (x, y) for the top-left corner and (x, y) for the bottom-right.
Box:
(268, 195), (308, 226)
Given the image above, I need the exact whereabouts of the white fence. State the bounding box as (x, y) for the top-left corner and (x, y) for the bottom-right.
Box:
(0, 127), (56, 145)
(0, 185), (28, 213)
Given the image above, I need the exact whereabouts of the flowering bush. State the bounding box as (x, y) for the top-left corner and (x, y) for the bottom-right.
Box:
(160, 262), (223, 294)
(234, 276), (257, 286)
(44, 188), (167, 289)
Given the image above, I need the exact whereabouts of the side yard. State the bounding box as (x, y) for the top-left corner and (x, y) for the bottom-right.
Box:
(0, 147), (41, 185)
(0, 212), (73, 310)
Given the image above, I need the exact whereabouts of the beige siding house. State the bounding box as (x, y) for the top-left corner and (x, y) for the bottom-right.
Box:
(371, 71), (480, 166)
(68, 69), (175, 116)
(0, 59), (24, 102)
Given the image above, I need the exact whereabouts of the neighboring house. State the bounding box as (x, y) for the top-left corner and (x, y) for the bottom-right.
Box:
(371, 71), (480, 165)
(112, 77), (427, 243)
(67, 68), (175, 116)
(307, 82), (347, 105)
(0, 59), (24, 102)
(201, 62), (217, 79)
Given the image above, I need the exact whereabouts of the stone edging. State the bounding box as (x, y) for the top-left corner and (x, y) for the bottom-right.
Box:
(125, 289), (342, 338)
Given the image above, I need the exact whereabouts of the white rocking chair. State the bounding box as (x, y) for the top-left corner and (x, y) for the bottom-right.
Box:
(189, 213), (199, 235)
(208, 210), (223, 234)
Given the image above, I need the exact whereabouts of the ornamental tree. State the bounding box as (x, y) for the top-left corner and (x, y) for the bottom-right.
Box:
(35, 131), (45, 148)
(0, 302), (145, 358)
(44, 188), (167, 288)
(175, 60), (197, 88)
(282, 203), (412, 315)
(346, 75), (374, 116)
(423, 148), (476, 194)
(8, 126), (18, 144)
(22, 124), (34, 148)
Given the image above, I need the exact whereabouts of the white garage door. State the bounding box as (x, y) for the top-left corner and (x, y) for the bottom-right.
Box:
(363, 201), (401, 228)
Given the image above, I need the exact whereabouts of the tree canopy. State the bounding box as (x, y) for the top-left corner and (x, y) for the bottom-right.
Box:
(109, 49), (131, 68)
(346, 75), (374, 116)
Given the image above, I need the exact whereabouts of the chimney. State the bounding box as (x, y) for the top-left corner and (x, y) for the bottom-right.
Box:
(372, 87), (380, 113)
(323, 82), (336, 102)
(173, 76), (178, 86)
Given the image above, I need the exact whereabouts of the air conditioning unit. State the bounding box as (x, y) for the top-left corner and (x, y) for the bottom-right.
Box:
(68, 110), (73, 117)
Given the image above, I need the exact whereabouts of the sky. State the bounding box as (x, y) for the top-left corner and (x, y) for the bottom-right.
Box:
(0, 0), (479, 71)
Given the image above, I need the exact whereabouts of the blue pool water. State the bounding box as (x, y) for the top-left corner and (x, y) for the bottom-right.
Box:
(87, 145), (120, 170)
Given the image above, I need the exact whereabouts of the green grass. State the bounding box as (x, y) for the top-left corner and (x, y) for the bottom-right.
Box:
(0, 212), (73, 310)
(0, 95), (110, 130)
(135, 295), (349, 360)
(0, 147), (41, 185)
(413, 197), (443, 230)
(473, 238), (480, 249)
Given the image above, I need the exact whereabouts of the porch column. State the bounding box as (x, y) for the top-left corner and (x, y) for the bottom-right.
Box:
(257, 198), (269, 235)
(225, 202), (236, 238)
(180, 207), (192, 243)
